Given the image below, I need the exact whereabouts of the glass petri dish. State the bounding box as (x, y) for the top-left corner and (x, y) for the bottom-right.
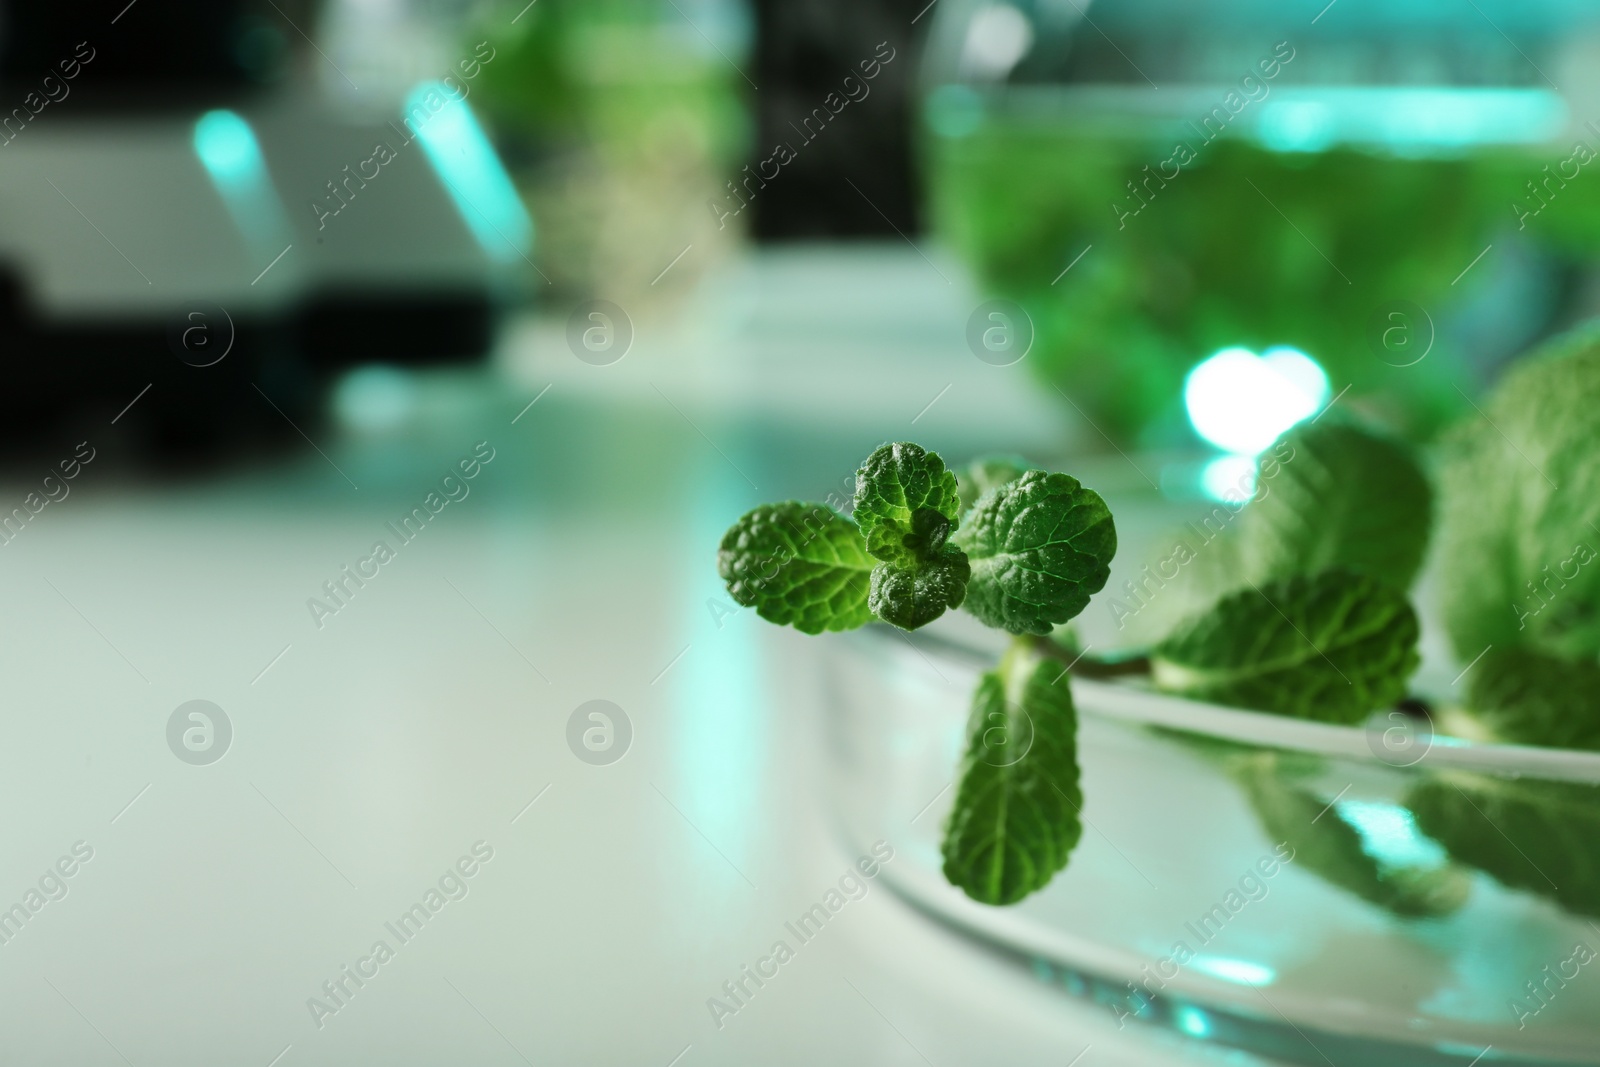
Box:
(826, 622), (1600, 1066)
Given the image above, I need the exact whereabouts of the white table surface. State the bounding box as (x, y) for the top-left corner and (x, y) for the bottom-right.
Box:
(0, 246), (1287, 1065)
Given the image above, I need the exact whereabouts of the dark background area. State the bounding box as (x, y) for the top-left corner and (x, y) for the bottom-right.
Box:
(0, 0), (313, 101)
(749, 0), (923, 239)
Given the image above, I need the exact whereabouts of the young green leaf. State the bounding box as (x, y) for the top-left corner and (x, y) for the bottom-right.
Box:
(1409, 773), (1600, 920)
(942, 641), (1083, 905)
(956, 454), (1030, 512)
(1465, 647), (1600, 752)
(853, 442), (970, 630)
(1151, 569), (1420, 722)
(1239, 420), (1433, 591)
(868, 548), (970, 630)
(854, 442), (964, 566)
(953, 470), (1116, 635)
(717, 502), (875, 635)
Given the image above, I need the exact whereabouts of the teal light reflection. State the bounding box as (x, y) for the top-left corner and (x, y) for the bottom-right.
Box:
(1184, 345), (1329, 456)
(406, 84), (532, 264)
(1175, 1004), (1212, 1037)
(1199, 453), (1257, 503)
(1255, 88), (1566, 154)
(1188, 955), (1275, 987)
(1258, 100), (1335, 153)
(193, 110), (291, 260)
(925, 83), (985, 138)
(1336, 799), (1450, 870)
(332, 365), (417, 434)
(673, 456), (765, 886)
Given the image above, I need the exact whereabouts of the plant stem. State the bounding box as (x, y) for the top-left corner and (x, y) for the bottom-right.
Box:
(1026, 634), (1152, 678)
(1396, 696), (1434, 719)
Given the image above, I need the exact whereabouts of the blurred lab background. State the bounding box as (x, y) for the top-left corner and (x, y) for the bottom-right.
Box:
(3, 0), (1600, 1063)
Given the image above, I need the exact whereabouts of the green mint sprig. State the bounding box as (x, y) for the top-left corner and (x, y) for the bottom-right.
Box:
(718, 435), (1426, 906)
(719, 326), (1600, 914)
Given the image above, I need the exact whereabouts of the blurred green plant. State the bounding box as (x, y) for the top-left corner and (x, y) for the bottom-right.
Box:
(468, 0), (749, 297)
(1428, 327), (1600, 753)
(925, 112), (1600, 445)
(472, 0), (745, 156)
(1437, 325), (1600, 662)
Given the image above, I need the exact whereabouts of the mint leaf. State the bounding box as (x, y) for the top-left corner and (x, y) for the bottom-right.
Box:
(1409, 773), (1600, 920)
(717, 502), (874, 634)
(953, 470), (1116, 635)
(868, 548), (970, 630)
(1466, 647), (1600, 751)
(1234, 754), (1469, 918)
(853, 442), (970, 630)
(1151, 569), (1420, 722)
(942, 641), (1082, 905)
(1436, 327), (1600, 661)
(854, 442), (963, 566)
(1115, 419), (1428, 646)
(957, 454), (1030, 512)
(1239, 420), (1432, 591)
